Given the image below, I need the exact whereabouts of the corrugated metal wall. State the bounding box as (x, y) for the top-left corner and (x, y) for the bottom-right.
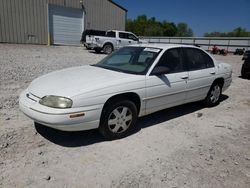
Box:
(83, 0), (126, 31)
(0, 0), (126, 44)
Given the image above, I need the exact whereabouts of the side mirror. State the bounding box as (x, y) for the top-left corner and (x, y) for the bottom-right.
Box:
(151, 66), (170, 76)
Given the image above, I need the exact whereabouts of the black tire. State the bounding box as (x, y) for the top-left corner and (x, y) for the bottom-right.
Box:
(241, 64), (247, 78)
(204, 83), (222, 107)
(103, 44), (113, 54)
(99, 98), (138, 140)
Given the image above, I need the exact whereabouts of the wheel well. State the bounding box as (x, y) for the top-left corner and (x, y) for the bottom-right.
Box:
(213, 78), (224, 88)
(103, 42), (113, 50)
(103, 93), (141, 113)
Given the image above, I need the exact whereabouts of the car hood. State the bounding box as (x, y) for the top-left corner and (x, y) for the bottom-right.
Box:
(28, 65), (144, 98)
(139, 39), (148, 44)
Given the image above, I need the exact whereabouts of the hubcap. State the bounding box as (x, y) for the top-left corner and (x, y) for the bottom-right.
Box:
(105, 46), (112, 54)
(210, 85), (221, 103)
(108, 106), (132, 133)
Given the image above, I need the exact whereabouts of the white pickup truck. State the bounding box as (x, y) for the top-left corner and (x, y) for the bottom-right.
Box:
(84, 30), (146, 54)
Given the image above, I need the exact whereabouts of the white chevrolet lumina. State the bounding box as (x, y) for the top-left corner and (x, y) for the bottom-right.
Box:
(19, 44), (232, 139)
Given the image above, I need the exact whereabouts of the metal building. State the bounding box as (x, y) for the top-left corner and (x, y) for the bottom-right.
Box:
(0, 0), (127, 45)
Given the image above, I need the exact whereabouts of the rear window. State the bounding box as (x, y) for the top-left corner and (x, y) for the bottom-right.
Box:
(106, 31), (115, 38)
(119, 32), (128, 39)
(183, 48), (214, 71)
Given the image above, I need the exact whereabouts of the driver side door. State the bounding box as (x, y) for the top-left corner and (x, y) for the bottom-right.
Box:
(145, 48), (188, 114)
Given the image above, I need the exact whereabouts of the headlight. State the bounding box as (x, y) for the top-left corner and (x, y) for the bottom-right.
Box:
(39, 95), (73, 109)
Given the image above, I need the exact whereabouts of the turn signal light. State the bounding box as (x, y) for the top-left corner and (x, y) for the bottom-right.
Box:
(69, 113), (85, 118)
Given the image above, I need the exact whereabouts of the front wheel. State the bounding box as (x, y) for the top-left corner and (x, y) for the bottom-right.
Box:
(204, 83), (222, 107)
(99, 99), (138, 140)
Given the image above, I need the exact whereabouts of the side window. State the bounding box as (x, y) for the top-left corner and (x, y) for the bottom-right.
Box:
(204, 52), (214, 68)
(184, 48), (214, 71)
(128, 34), (138, 41)
(119, 32), (128, 39)
(106, 31), (115, 38)
(156, 48), (184, 73)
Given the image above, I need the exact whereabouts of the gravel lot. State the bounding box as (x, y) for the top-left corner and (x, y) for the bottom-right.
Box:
(0, 44), (250, 188)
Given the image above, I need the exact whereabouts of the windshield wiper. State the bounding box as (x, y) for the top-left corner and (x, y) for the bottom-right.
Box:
(91, 64), (126, 73)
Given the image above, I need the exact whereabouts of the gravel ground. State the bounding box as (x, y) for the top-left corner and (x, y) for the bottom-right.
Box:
(0, 44), (250, 188)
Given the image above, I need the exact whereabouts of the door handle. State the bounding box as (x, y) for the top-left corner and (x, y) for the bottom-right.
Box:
(181, 75), (189, 79)
(210, 71), (216, 75)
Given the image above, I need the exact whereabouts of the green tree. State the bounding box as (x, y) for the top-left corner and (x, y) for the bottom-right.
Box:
(125, 15), (192, 37)
(162, 21), (177, 36)
(176, 23), (193, 37)
(134, 15), (148, 36)
(204, 27), (250, 37)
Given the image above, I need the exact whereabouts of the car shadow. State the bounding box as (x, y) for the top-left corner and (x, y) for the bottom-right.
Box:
(135, 95), (228, 131)
(88, 50), (105, 55)
(35, 94), (228, 147)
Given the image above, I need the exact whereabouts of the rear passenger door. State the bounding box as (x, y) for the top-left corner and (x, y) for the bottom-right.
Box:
(183, 47), (216, 102)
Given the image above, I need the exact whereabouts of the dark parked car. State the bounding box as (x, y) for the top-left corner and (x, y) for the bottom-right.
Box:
(242, 50), (250, 61)
(241, 56), (250, 78)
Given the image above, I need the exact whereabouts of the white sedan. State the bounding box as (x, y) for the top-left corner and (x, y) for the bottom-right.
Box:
(19, 44), (232, 139)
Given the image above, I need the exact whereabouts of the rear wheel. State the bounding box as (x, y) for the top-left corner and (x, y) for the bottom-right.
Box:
(99, 99), (137, 140)
(103, 44), (113, 54)
(204, 83), (222, 107)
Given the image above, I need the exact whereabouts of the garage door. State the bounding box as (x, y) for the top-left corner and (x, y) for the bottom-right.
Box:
(49, 5), (84, 45)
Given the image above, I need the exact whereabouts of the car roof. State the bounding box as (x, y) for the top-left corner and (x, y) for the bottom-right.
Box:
(130, 43), (200, 50)
(107, 30), (133, 34)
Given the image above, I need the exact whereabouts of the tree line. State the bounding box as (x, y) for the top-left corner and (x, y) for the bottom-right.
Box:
(126, 15), (193, 37)
(126, 15), (250, 37)
(204, 27), (250, 37)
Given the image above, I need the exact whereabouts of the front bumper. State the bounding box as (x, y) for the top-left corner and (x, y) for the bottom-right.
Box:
(19, 90), (102, 131)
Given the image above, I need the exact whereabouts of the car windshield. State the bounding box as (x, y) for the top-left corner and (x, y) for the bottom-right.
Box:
(93, 47), (162, 75)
